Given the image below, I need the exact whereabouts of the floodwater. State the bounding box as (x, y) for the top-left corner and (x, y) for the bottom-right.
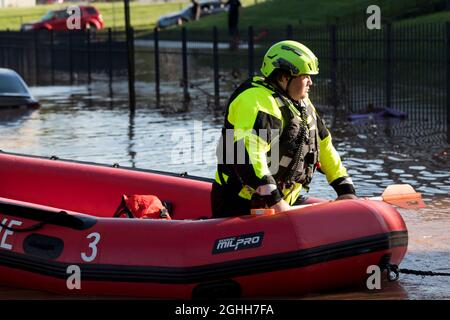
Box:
(0, 82), (449, 300)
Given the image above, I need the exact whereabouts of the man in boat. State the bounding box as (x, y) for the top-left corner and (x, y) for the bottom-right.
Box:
(212, 40), (357, 217)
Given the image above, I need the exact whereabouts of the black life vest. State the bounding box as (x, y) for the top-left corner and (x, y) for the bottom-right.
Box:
(270, 93), (320, 190)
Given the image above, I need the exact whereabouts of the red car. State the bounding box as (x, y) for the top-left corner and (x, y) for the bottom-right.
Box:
(21, 5), (104, 31)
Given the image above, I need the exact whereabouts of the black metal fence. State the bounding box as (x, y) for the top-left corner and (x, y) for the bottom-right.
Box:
(0, 23), (448, 132)
(0, 29), (128, 86)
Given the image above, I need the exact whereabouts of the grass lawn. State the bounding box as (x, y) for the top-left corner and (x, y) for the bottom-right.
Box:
(397, 10), (450, 25)
(0, 0), (446, 31)
(183, 0), (446, 31)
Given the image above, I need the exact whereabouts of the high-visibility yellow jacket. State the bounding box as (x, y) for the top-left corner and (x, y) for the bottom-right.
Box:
(215, 76), (355, 207)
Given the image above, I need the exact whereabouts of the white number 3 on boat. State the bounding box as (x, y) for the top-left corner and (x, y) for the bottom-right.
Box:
(81, 232), (101, 262)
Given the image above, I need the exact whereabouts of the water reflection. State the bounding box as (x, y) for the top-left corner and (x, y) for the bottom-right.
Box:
(128, 109), (136, 168)
(0, 108), (37, 126)
(0, 83), (449, 299)
(301, 278), (409, 300)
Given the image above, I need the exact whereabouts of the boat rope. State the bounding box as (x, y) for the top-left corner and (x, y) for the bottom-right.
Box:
(0, 220), (46, 232)
(399, 268), (450, 277)
(387, 264), (450, 279)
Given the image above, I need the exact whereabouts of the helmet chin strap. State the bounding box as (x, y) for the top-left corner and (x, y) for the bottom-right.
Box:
(268, 74), (301, 106)
(285, 76), (302, 106)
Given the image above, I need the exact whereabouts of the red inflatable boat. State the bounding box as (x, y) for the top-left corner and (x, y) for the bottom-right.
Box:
(0, 151), (408, 299)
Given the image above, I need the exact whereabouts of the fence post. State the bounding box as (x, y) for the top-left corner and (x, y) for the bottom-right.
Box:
(182, 27), (189, 102)
(330, 25), (338, 109)
(50, 30), (55, 85)
(5, 30), (10, 68)
(0, 32), (4, 67)
(34, 30), (39, 85)
(86, 29), (91, 84)
(16, 32), (20, 72)
(213, 26), (220, 108)
(2, 31), (7, 68)
(126, 27), (136, 110)
(447, 22), (450, 143)
(154, 27), (160, 103)
(286, 24), (293, 39)
(385, 23), (392, 110)
(18, 30), (23, 78)
(12, 31), (18, 72)
(248, 26), (254, 78)
(69, 32), (74, 85)
(23, 31), (30, 82)
(108, 28), (113, 86)
(124, 0), (135, 110)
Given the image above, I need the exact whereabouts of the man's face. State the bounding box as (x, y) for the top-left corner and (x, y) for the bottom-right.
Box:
(287, 74), (313, 101)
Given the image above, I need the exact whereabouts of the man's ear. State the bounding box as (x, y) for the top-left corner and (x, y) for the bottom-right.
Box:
(277, 73), (289, 88)
(281, 73), (290, 82)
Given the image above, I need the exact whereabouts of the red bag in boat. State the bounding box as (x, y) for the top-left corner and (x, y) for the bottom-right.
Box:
(114, 195), (171, 220)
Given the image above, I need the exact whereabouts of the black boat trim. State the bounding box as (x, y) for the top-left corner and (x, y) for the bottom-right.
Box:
(0, 230), (408, 284)
(0, 150), (214, 183)
(0, 200), (97, 231)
